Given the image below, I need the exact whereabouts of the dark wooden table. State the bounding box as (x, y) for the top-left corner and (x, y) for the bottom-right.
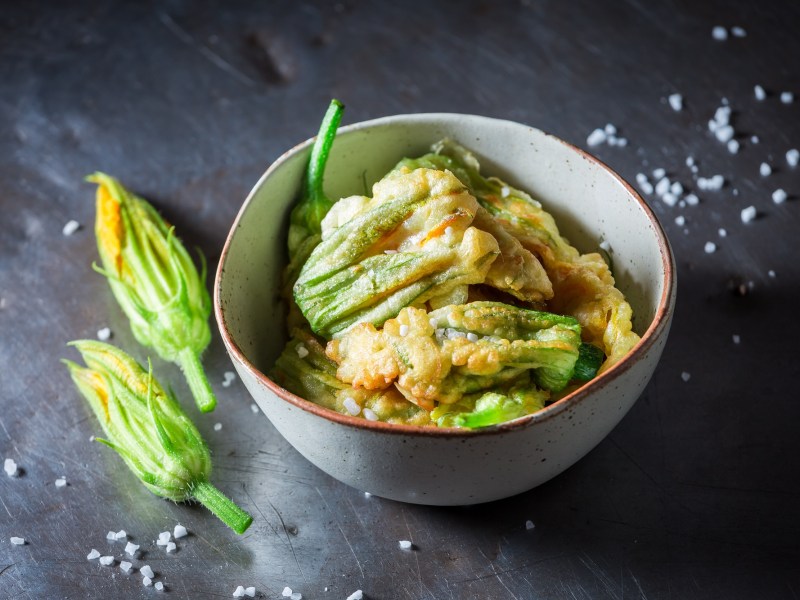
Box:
(2, 1), (799, 598)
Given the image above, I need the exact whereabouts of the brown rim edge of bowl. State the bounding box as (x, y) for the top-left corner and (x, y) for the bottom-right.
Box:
(213, 113), (677, 438)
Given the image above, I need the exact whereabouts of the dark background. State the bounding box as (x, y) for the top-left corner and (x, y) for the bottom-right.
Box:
(2, 1), (799, 598)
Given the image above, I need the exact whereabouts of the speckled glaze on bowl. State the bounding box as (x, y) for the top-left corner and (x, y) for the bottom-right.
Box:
(214, 113), (675, 506)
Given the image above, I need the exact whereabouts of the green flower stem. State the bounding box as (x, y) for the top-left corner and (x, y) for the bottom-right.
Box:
(192, 480), (253, 535)
(178, 348), (216, 413)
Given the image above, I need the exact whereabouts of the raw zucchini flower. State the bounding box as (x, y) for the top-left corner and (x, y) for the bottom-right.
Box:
(89, 173), (216, 412)
(64, 340), (252, 534)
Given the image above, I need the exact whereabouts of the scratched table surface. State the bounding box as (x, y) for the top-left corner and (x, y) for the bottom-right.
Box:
(2, 1), (800, 598)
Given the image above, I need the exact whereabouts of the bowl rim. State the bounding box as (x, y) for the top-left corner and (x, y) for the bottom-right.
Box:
(214, 112), (676, 437)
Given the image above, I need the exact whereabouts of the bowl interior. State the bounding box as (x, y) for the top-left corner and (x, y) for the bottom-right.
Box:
(216, 114), (671, 393)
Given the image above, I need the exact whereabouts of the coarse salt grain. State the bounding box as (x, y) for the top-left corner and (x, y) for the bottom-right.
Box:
(296, 344), (309, 358)
(250, 403), (259, 414)
(291, 593), (302, 600)
(214, 423), (222, 432)
(727, 139), (739, 154)
(684, 193), (699, 206)
(733, 335), (741, 344)
(675, 216), (685, 226)
(444, 226), (454, 238)
(114, 529), (126, 540)
(106, 531), (117, 541)
(99, 556), (115, 566)
(655, 177), (670, 197)
(605, 123), (617, 135)
(715, 125), (734, 143)
(157, 532), (170, 545)
(383, 249), (397, 254)
(399, 540), (413, 550)
(87, 548), (101, 560)
(787, 149), (799, 167)
(363, 408), (378, 421)
(661, 192), (678, 207)
(697, 175), (724, 191)
(760, 162), (772, 177)
(652, 168), (666, 179)
(4, 458), (18, 477)
(155, 582), (164, 591)
(141, 565), (154, 579)
(166, 541), (176, 553)
(501, 186), (510, 198)
(751, 135), (759, 144)
(668, 93), (683, 111)
(10, 537), (25, 545)
(120, 560), (133, 572)
(599, 240), (611, 252)
(741, 206), (757, 223)
(282, 588), (293, 597)
(233, 587), (246, 598)
(466, 332), (479, 342)
(640, 181), (654, 195)
(62, 220), (80, 236)
(686, 156), (695, 167)
(670, 182), (684, 196)
(346, 591), (364, 600)
(526, 520), (535, 530)
(143, 577), (152, 587)
(222, 371), (236, 387)
(125, 542), (139, 556)
(174, 524), (188, 539)
(97, 327), (112, 341)
(712, 26), (727, 40)
(731, 26), (746, 37)
(772, 189), (787, 204)
(754, 85), (766, 101)
(781, 92), (794, 104)
(718, 228), (727, 237)
(245, 588), (256, 598)
(635, 173), (648, 186)
(586, 129), (606, 147)
(768, 270), (776, 278)
(343, 397), (361, 416)
(681, 372), (691, 382)
(704, 242), (717, 254)
(399, 324), (410, 337)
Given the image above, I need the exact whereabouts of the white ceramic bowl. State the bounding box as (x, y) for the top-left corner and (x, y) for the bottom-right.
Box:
(214, 113), (676, 505)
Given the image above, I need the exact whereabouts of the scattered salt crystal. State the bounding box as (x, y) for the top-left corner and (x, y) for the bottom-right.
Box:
(704, 242), (717, 254)
(364, 491), (372, 497)
(466, 332), (479, 342)
(681, 372), (691, 382)
(670, 181), (683, 196)
(399, 324), (410, 337)
(731, 26), (747, 37)
(640, 181), (654, 195)
(768, 270), (776, 278)
(715, 106), (731, 125)
(282, 588), (293, 597)
(97, 327), (112, 341)
(727, 139), (739, 154)
(444, 226), (454, 238)
(604, 123), (617, 135)
(399, 540), (413, 550)
(106, 531), (117, 541)
(741, 206), (757, 223)
(655, 177), (670, 197)
(674, 216), (685, 226)
(697, 175), (724, 191)
(166, 542), (176, 552)
(690, 164), (699, 174)
(245, 588), (256, 598)
(684, 193), (699, 206)
(143, 577), (152, 587)
(715, 125), (734, 143)
(87, 549), (101, 560)
(291, 593), (302, 600)
(140, 565), (154, 579)
(10, 537), (25, 545)
(754, 85), (766, 101)
(780, 92), (794, 104)
(635, 173), (648, 186)
(586, 128), (606, 147)
(718, 228), (727, 237)
(99, 556), (115, 566)
(732, 335), (741, 344)
(250, 403), (259, 414)
(787, 149), (799, 167)
(120, 560), (133, 572)
(214, 422), (222, 432)
(772, 189), (788, 204)
(363, 408), (378, 421)
(525, 520), (535, 530)
(155, 582), (164, 591)
(233, 587), (246, 598)
(685, 156), (695, 167)
(652, 168), (666, 179)
(125, 542), (139, 556)
(751, 135), (759, 144)
(62, 220), (80, 236)
(114, 529), (126, 540)
(599, 240), (611, 251)
(4, 458), (18, 477)
(174, 524), (188, 539)
(500, 186), (510, 198)
(343, 397), (361, 416)
(222, 371), (236, 388)
(661, 192), (678, 207)
(732, 188), (739, 196)
(760, 162), (772, 177)
(668, 93), (683, 111)
(616, 137), (628, 147)
(346, 591), (364, 600)
(712, 26), (727, 40)
(157, 531), (170, 545)
(296, 344), (309, 358)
